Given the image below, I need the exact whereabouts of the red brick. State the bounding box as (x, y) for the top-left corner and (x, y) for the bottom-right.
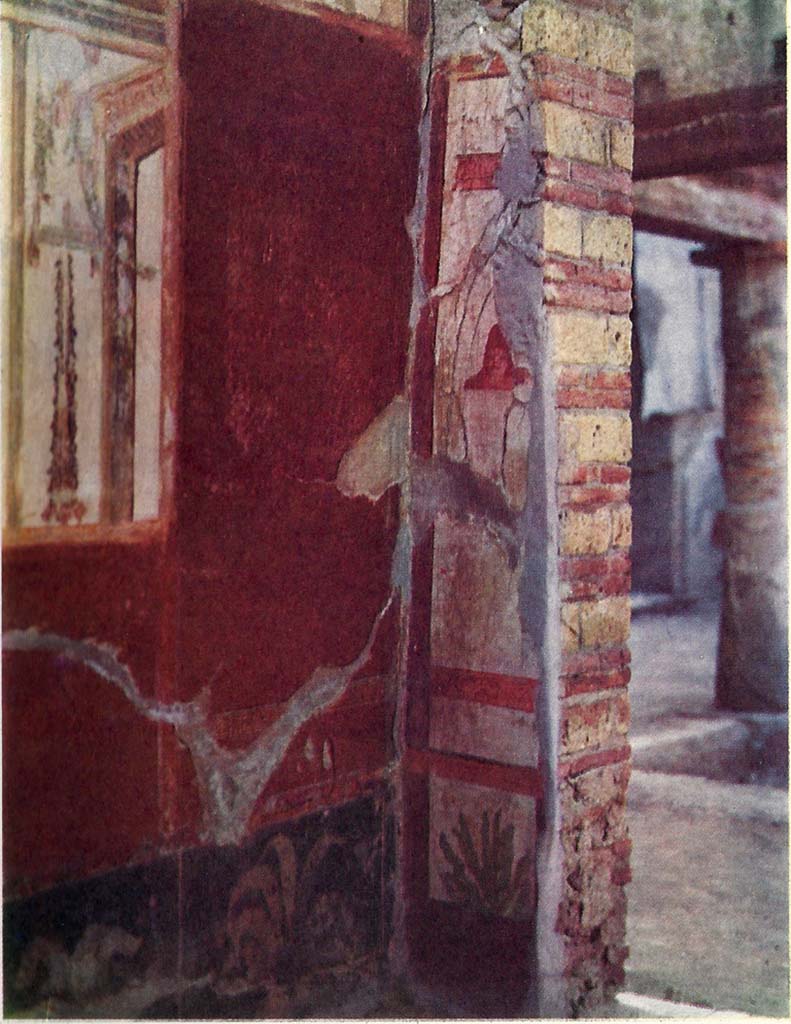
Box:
(557, 387), (631, 410)
(573, 83), (633, 120)
(563, 573), (631, 601)
(589, 368), (630, 390)
(562, 667), (631, 698)
(556, 366), (586, 387)
(559, 744), (631, 778)
(600, 465), (630, 484)
(532, 52), (600, 89)
(559, 483), (630, 507)
(557, 368), (630, 391)
(544, 154), (571, 179)
(601, 191), (634, 216)
(570, 160), (632, 195)
(560, 553), (631, 580)
(536, 78), (575, 105)
(544, 179), (601, 210)
(544, 258), (632, 293)
(562, 646), (631, 676)
(545, 281), (632, 314)
(602, 74), (634, 98)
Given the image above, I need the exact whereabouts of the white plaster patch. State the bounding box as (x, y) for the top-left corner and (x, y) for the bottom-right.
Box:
(430, 695), (538, 767)
(335, 394), (408, 501)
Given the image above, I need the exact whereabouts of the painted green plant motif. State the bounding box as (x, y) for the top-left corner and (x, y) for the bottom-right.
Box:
(438, 808), (533, 919)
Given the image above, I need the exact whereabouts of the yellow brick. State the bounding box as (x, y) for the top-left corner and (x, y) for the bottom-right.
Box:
(578, 17), (633, 77)
(562, 693), (630, 754)
(607, 315), (632, 366)
(611, 503), (632, 548)
(542, 101), (607, 165)
(561, 412), (631, 464)
(583, 214), (632, 266)
(610, 121), (634, 171)
(560, 507), (612, 555)
(522, 0), (580, 59)
(550, 311), (609, 364)
(579, 595), (630, 647)
(561, 602), (581, 652)
(544, 203), (582, 257)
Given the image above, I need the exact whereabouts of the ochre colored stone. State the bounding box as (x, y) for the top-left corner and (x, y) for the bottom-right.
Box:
(583, 214), (633, 266)
(578, 16), (633, 77)
(561, 602), (581, 652)
(559, 506), (612, 555)
(610, 121), (634, 171)
(578, 595), (631, 647)
(522, 0), (581, 59)
(560, 412), (632, 464)
(607, 315), (632, 365)
(550, 310), (610, 364)
(544, 202), (583, 257)
(562, 693), (630, 755)
(543, 101), (608, 165)
(610, 503), (631, 548)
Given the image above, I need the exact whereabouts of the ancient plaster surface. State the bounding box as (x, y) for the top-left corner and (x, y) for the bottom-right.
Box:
(338, 0), (563, 1010)
(4, 594), (395, 845)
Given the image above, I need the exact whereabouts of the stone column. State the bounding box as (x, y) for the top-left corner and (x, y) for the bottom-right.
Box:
(524, 0), (635, 1013)
(711, 242), (787, 711)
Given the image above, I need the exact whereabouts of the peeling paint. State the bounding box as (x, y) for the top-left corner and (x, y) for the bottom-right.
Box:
(335, 395), (409, 501)
(4, 590), (395, 846)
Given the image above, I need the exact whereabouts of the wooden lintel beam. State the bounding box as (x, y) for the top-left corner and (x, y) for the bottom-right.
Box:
(633, 176), (787, 245)
(634, 81), (787, 181)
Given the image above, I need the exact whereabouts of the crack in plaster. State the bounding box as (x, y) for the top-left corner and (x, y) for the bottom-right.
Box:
(4, 590), (395, 847)
(346, 0), (566, 1009)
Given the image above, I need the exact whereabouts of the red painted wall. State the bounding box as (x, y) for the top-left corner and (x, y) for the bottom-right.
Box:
(3, 1), (421, 889)
(3, 541), (165, 895)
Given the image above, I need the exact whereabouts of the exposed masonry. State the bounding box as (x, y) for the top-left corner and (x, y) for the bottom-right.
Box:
(4, 595), (394, 846)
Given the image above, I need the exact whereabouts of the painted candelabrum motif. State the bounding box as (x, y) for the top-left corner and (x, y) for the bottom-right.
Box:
(42, 254), (86, 525)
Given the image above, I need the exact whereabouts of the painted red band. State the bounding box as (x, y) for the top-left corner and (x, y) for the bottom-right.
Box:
(432, 665), (539, 712)
(558, 744), (631, 778)
(404, 747), (543, 797)
(454, 151), (502, 191)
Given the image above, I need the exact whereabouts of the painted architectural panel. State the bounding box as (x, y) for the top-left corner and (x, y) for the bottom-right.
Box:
(6, 25), (164, 529)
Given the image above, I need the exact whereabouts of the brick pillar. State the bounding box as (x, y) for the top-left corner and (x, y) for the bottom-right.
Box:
(524, 0), (635, 1012)
(710, 242), (787, 711)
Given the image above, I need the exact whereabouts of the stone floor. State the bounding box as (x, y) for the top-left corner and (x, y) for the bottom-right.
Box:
(622, 596), (789, 1019)
(367, 597), (790, 1021)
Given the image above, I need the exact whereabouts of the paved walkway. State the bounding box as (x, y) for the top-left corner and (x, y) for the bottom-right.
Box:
(622, 598), (789, 1018)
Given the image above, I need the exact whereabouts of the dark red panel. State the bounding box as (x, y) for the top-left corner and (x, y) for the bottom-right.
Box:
(177, 0), (420, 725)
(3, 540), (165, 893)
(4, 540), (164, 697)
